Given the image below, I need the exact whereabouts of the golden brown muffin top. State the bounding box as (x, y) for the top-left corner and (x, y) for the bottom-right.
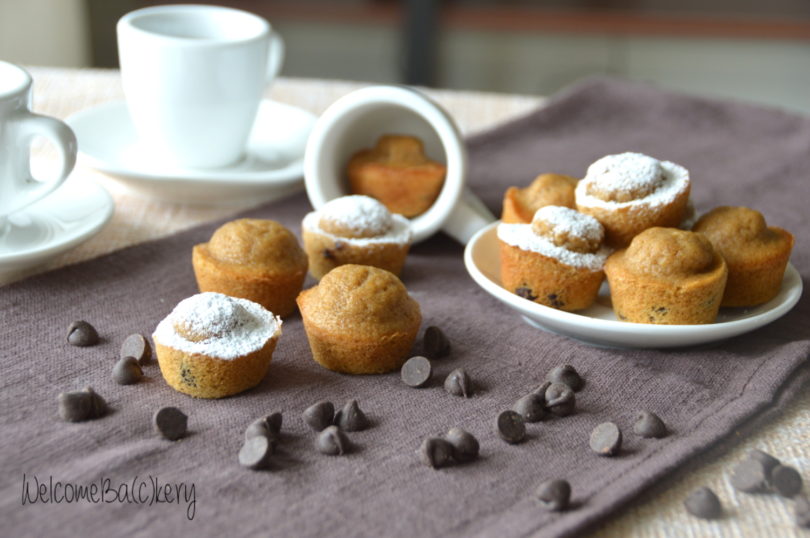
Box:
(692, 206), (794, 265)
(620, 227), (721, 279)
(507, 173), (577, 222)
(365, 135), (433, 167)
(204, 219), (307, 274)
(299, 264), (420, 336)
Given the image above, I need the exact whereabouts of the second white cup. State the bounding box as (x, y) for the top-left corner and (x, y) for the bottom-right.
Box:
(117, 5), (284, 169)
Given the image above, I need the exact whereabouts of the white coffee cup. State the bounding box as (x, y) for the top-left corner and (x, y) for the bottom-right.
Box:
(117, 5), (284, 169)
(304, 85), (495, 244)
(0, 61), (77, 226)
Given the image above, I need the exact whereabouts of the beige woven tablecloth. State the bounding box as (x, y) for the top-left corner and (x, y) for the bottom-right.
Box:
(15, 67), (810, 537)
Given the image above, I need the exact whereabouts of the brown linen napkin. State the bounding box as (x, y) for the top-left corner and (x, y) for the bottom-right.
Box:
(2, 78), (808, 538)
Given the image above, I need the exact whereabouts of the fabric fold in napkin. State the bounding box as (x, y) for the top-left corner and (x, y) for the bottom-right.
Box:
(2, 77), (808, 538)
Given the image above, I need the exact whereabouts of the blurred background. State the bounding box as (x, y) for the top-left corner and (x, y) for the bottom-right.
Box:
(1, 0), (808, 113)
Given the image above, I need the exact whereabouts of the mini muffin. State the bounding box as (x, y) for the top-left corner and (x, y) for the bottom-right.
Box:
(153, 292), (282, 398)
(605, 227), (727, 324)
(693, 206), (794, 307)
(575, 152), (691, 248)
(302, 195), (412, 280)
(192, 219), (307, 317)
(297, 264), (421, 374)
(501, 173), (577, 223)
(498, 205), (611, 311)
(347, 134), (446, 217)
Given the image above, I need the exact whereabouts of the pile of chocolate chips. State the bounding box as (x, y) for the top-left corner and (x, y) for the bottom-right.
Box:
(401, 326), (475, 398)
(419, 427), (480, 469)
(301, 399), (372, 457)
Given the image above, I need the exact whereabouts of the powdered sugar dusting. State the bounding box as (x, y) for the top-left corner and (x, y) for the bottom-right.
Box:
(534, 206), (604, 244)
(576, 152), (689, 210)
(303, 199), (412, 246)
(153, 292), (281, 360)
(319, 195), (394, 236)
(498, 222), (611, 271)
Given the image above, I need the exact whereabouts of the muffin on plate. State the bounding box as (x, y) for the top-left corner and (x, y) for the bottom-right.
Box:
(347, 134), (446, 217)
(302, 195), (412, 280)
(693, 206), (794, 307)
(192, 219), (307, 317)
(501, 173), (577, 224)
(153, 292), (282, 398)
(297, 264), (421, 374)
(575, 152), (691, 248)
(498, 205), (611, 311)
(605, 227), (727, 324)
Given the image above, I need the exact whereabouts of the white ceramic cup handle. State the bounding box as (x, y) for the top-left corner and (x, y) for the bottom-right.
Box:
(11, 113), (77, 214)
(441, 188), (496, 244)
(266, 32), (285, 85)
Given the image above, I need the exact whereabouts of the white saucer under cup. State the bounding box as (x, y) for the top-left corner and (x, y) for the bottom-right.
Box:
(117, 5), (284, 169)
(303, 85), (495, 244)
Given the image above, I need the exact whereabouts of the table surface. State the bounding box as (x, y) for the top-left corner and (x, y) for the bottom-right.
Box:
(12, 67), (810, 537)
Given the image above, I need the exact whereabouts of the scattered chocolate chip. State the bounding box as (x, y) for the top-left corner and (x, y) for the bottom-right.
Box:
(516, 287), (537, 301)
(303, 401), (335, 432)
(245, 413), (282, 441)
(153, 406), (187, 441)
(334, 399), (369, 432)
(85, 387), (107, 418)
(316, 426), (350, 455)
(445, 427), (479, 463)
(58, 391), (93, 422)
(266, 411), (283, 435)
(590, 422), (622, 456)
(545, 383), (576, 417)
(112, 356), (143, 385)
(238, 435), (273, 470)
(796, 496), (810, 528)
(747, 449), (781, 477)
(67, 321), (99, 347)
(684, 487), (723, 519)
(730, 457), (769, 493)
(535, 479), (571, 511)
(444, 368), (472, 397)
(496, 410), (526, 444)
(546, 364), (584, 392)
(419, 437), (454, 469)
(531, 381), (551, 398)
(401, 356), (432, 388)
(771, 465), (803, 498)
(423, 326), (451, 359)
(633, 411), (667, 439)
(120, 333), (152, 365)
(513, 393), (548, 423)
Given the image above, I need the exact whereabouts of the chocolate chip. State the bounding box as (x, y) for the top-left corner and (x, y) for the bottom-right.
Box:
(238, 435), (273, 470)
(419, 437), (454, 468)
(153, 406), (187, 441)
(684, 487), (723, 519)
(531, 381), (551, 398)
(112, 356), (143, 385)
(316, 425), (350, 455)
(86, 387), (107, 418)
(545, 383), (576, 417)
(730, 457), (769, 493)
(513, 393), (548, 423)
(796, 496), (810, 528)
(334, 400), (369, 432)
(444, 368), (472, 397)
(67, 321), (99, 347)
(401, 356), (432, 388)
(633, 411), (667, 438)
(445, 427), (479, 462)
(516, 287), (537, 301)
(120, 333), (152, 365)
(771, 465), (803, 498)
(58, 391), (93, 422)
(423, 326), (451, 359)
(496, 410), (526, 444)
(546, 364), (584, 392)
(590, 422), (622, 456)
(535, 479), (571, 511)
(245, 413), (282, 441)
(747, 449), (781, 477)
(303, 401), (334, 432)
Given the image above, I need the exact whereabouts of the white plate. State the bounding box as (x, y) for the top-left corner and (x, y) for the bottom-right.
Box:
(0, 177), (114, 274)
(66, 100), (317, 205)
(464, 222), (803, 348)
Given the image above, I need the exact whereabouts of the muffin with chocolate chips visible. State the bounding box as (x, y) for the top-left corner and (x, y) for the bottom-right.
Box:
(498, 205), (611, 311)
(302, 195), (412, 280)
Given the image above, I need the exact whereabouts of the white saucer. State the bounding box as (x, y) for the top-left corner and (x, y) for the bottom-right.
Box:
(66, 100), (317, 205)
(0, 177), (114, 275)
(464, 222), (803, 349)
